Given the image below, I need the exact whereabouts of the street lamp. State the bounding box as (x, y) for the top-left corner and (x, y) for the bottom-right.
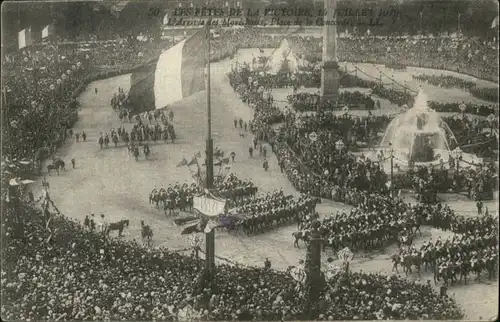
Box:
(459, 102), (466, 119)
(419, 12), (423, 34)
(452, 147), (463, 176)
(389, 143), (395, 198)
(335, 139), (344, 154)
(305, 219), (323, 316)
(487, 114), (496, 136)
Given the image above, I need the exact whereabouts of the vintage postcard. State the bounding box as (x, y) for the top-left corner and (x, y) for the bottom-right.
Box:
(1, 0), (498, 321)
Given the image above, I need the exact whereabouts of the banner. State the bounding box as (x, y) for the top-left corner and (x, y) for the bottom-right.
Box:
(18, 28), (32, 49)
(42, 24), (54, 39)
(193, 195), (226, 218)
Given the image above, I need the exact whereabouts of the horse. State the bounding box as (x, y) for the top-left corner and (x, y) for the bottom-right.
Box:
(391, 253), (403, 273)
(105, 219), (129, 237)
(149, 190), (158, 205)
(53, 159), (65, 171)
(293, 231), (310, 248)
(401, 251), (422, 276)
(47, 163), (59, 176)
(164, 199), (176, 216)
(141, 220), (153, 246)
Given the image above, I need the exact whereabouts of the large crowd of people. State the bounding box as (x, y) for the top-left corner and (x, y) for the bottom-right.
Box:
(2, 194), (466, 321)
(287, 35), (499, 83)
(2, 20), (498, 321)
(228, 60), (497, 204)
(4, 27), (498, 168)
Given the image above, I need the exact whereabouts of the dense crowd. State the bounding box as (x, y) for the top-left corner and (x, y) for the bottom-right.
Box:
(3, 37), (177, 166)
(287, 35), (499, 83)
(228, 67), (285, 141)
(4, 27), (498, 171)
(288, 91), (377, 112)
(228, 61), (497, 204)
(5, 23), (499, 321)
(1, 195), (465, 321)
(283, 69), (497, 116)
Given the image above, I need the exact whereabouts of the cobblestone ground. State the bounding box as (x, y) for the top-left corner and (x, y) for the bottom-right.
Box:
(35, 51), (498, 320)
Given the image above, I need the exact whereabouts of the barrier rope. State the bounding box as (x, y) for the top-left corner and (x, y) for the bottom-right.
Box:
(347, 62), (418, 95)
(370, 63), (418, 94)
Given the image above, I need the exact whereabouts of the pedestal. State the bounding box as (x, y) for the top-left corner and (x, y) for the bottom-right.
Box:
(320, 61), (339, 110)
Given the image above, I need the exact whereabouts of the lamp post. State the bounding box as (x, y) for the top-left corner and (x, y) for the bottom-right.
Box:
(389, 143), (394, 198)
(335, 139), (344, 154)
(419, 12), (423, 34)
(305, 220), (323, 317)
(452, 147), (463, 176)
(459, 103), (466, 119)
(487, 114), (496, 136)
(204, 22), (216, 288)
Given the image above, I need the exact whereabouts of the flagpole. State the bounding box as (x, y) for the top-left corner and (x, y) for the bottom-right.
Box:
(204, 19), (216, 289)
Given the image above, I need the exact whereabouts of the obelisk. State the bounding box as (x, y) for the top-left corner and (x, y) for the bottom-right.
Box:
(320, 0), (339, 110)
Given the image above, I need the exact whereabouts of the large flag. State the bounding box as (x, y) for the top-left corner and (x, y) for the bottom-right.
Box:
(491, 16), (499, 29)
(128, 26), (208, 112)
(18, 28), (32, 50)
(41, 24), (54, 39)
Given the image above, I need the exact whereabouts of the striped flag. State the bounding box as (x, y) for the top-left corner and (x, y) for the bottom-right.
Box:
(128, 26), (208, 113)
(18, 28), (32, 49)
(41, 24), (54, 39)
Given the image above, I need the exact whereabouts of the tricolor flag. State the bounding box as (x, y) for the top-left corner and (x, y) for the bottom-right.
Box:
(18, 28), (32, 50)
(127, 26), (208, 113)
(41, 24), (55, 39)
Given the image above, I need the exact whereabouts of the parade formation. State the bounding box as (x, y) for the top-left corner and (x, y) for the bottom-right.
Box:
(2, 0), (499, 321)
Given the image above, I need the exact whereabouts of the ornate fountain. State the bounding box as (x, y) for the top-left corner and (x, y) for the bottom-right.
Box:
(378, 90), (481, 169)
